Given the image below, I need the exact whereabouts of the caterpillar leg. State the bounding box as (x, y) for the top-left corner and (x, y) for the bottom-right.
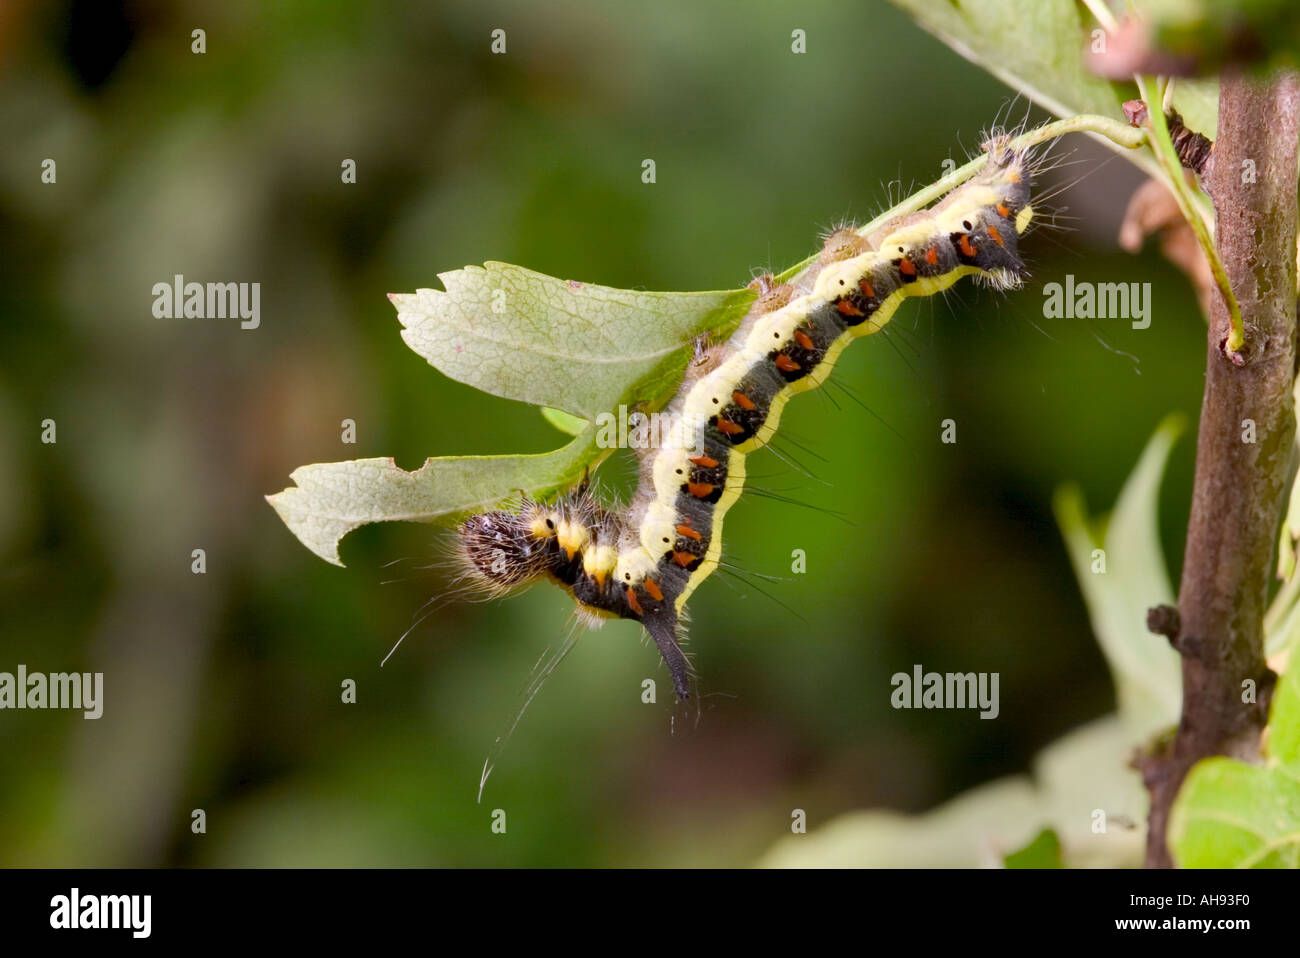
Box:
(643, 609), (692, 700)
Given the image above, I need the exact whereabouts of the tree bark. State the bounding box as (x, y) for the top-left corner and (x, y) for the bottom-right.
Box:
(1141, 71), (1299, 868)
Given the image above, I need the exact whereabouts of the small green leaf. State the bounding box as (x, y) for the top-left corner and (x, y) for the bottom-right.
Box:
(1169, 660), (1300, 867)
(1053, 415), (1185, 739)
(1004, 828), (1064, 868)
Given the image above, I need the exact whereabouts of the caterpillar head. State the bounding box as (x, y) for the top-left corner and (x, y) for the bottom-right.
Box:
(457, 506), (555, 592)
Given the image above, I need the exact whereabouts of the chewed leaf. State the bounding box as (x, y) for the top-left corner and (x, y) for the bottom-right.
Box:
(267, 431), (598, 566)
(1169, 661), (1300, 867)
(390, 262), (752, 419)
(269, 264), (753, 565)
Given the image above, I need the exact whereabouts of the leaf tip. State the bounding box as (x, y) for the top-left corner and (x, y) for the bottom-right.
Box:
(1051, 481), (1086, 527)
(1155, 411), (1188, 441)
(265, 484), (349, 568)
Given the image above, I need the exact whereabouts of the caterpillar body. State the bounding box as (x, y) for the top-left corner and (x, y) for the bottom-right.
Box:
(457, 141), (1036, 701)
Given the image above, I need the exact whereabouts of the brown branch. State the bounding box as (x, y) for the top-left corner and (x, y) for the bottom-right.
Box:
(1140, 70), (1299, 868)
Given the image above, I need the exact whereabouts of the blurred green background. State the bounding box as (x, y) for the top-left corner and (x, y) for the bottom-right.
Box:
(0, 0), (1206, 866)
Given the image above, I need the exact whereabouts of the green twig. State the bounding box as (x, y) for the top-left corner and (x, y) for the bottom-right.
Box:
(1137, 75), (1247, 361)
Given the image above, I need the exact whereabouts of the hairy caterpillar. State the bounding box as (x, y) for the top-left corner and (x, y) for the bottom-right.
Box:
(456, 138), (1036, 701)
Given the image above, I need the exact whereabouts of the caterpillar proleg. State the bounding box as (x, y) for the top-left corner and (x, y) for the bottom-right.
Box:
(456, 137), (1037, 701)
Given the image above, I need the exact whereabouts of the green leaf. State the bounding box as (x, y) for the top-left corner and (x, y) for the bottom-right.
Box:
(392, 263), (751, 420)
(267, 438), (593, 567)
(1004, 828), (1064, 868)
(267, 265), (753, 565)
(1053, 415), (1185, 739)
(1169, 661), (1300, 867)
(889, 0), (1218, 163)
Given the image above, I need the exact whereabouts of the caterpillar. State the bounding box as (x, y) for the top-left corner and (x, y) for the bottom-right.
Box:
(455, 137), (1036, 701)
